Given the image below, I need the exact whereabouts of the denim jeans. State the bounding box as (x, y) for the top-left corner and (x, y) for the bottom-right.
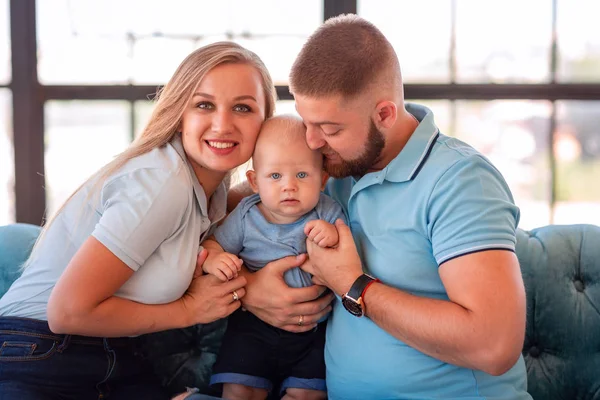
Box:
(0, 316), (170, 400)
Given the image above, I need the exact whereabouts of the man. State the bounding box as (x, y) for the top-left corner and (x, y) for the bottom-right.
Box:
(237, 14), (531, 399)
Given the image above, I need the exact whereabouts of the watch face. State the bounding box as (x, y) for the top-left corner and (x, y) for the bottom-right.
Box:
(342, 296), (364, 317)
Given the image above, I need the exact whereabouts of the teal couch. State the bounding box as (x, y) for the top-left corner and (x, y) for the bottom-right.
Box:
(1, 223), (599, 399)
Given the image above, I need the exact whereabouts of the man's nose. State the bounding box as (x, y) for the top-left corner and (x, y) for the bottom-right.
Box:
(305, 126), (325, 150)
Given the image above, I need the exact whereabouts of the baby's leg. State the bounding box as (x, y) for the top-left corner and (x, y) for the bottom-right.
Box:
(222, 383), (268, 400)
(281, 387), (327, 400)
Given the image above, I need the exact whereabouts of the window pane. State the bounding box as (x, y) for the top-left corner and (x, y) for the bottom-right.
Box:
(275, 100), (298, 116)
(0, 89), (14, 224)
(38, 0), (322, 85)
(358, 0), (451, 83)
(456, 0), (552, 83)
(134, 100), (155, 139)
(557, 0), (600, 82)
(44, 101), (131, 217)
(0, 0), (9, 84)
(455, 101), (552, 229)
(554, 101), (600, 225)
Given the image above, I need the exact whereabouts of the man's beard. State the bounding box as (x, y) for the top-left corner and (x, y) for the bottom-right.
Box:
(323, 120), (385, 178)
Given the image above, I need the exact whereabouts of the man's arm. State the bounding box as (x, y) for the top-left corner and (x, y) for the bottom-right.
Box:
(362, 250), (525, 376)
(303, 220), (526, 376)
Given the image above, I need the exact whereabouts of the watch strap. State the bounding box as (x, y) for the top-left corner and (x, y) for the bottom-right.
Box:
(347, 274), (378, 300)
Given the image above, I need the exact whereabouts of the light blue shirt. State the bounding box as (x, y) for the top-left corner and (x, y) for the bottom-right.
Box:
(0, 134), (226, 320)
(324, 103), (531, 399)
(214, 192), (346, 288)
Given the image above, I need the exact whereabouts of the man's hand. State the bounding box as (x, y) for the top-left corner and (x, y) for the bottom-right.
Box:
(241, 254), (334, 333)
(303, 219), (363, 296)
(304, 219), (339, 247)
(203, 250), (243, 282)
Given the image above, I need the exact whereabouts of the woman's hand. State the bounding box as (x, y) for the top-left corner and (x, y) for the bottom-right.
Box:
(240, 254), (334, 333)
(179, 249), (246, 326)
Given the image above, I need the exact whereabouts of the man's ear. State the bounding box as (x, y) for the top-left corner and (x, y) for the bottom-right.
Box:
(321, 171), (330, 190)
(246, 170), (260, 193)
(373, 100), (397, 130)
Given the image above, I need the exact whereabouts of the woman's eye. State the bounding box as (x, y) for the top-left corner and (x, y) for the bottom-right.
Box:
(297, 172), (307, 179)
(197, 102), (214, 110)
(270, 173), (281, 179)
(234, 104), (251, 112)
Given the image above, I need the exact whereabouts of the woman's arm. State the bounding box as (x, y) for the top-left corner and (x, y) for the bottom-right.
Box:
(47, 237), (246, 337)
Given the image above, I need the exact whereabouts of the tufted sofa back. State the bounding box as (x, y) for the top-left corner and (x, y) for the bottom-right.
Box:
(1, 223), (600, 397)
(516, 224), (600, 399)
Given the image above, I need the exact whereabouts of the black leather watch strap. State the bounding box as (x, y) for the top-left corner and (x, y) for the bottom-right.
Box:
(347, 274), (377, 300)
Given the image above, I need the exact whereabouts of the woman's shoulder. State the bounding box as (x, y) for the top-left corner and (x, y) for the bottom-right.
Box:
(108, 143), (191, 186)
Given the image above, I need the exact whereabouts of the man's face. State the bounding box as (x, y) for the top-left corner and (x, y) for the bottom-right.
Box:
(294, 94), (385, 178)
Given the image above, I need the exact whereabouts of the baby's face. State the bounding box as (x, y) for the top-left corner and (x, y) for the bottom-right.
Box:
(251, 138), (324, 223)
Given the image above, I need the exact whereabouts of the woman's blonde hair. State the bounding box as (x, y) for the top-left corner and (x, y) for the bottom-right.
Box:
(25, 41), (276, 267)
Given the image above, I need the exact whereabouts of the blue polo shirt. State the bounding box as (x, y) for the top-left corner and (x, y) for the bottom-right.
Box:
(324, 104), (530, 399)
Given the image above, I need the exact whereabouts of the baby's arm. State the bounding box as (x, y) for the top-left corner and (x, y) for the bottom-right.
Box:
(202, 238), (243, 282)
(304, 219), (339, 248)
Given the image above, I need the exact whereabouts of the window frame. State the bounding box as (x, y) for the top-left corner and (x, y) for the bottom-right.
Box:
(8, 0), (600, 224)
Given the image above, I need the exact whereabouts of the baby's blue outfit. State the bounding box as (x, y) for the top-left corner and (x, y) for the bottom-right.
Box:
(213, 193), (346, 288)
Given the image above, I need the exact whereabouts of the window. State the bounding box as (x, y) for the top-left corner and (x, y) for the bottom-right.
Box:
(0, 89), (14, 224)
(557, 0), (600, 82)
(455, 0), (552, 83)
(8, 1), (600, 227)
(37, 0), (322, 85)
(0, 0), (9, 85)
(44, 101), (131, 217)
(554, 101), (600, 225)
(358, 0), (452, 83)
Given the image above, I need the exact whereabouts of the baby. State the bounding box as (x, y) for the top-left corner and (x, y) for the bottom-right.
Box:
(203, 115), (346, 400)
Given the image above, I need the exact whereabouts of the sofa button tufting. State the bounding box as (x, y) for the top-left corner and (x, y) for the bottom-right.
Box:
(574, 279), (585, 292)
(529, 346), (541, 358)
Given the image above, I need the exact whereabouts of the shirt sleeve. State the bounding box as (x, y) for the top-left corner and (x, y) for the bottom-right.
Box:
(213, 201), (245, 255)
(92, 167), (190, 271)
(427, 155), (520, 265)
(318, 193), (348, 225)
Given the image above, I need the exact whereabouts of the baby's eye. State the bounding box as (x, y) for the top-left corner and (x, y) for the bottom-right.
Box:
(270, 173), (281, 179)
(297, 172), (307, 179)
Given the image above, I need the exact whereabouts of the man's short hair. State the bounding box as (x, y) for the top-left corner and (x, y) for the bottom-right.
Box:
(289, 14), (400, 98)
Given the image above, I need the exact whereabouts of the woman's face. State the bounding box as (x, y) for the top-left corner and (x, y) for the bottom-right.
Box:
(180, 62), (266, 177)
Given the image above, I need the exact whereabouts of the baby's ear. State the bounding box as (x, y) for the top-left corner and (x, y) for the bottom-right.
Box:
(246, 170), (260, 193)
(321, 171), (330, 190)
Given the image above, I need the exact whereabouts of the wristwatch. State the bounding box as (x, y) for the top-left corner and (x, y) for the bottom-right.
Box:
(341, 274), (380, 317)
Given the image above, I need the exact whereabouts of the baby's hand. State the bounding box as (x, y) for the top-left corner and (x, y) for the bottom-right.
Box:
(304, 219), (339, 248)
(203, 250), (243, 282)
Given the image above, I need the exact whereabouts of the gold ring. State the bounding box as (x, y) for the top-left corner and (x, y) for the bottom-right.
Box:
(232, 290), (239, 302)
(298, 315), (304, 326)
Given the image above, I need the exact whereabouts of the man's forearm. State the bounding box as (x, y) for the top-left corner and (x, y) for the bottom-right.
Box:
(362, 283), (521, 375)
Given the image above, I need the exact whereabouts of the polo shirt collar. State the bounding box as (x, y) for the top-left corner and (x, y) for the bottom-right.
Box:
(382, 103), (440, 183)
(171, 134), (227, 222)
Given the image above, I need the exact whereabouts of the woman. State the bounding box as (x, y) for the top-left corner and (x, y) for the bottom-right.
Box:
(0, 42), (276, 400)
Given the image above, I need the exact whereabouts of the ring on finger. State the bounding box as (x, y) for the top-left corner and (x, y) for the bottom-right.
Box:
(232, 290), (239, 302)
(298, 315), (304, 327)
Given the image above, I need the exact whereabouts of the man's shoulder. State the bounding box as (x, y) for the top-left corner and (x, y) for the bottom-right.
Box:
(424, 134), (499, 181)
